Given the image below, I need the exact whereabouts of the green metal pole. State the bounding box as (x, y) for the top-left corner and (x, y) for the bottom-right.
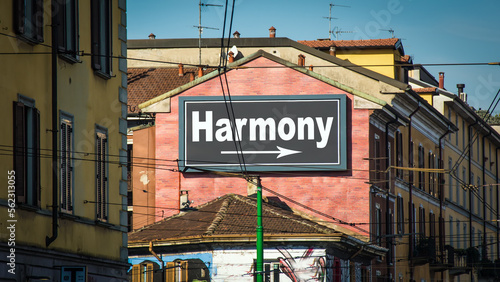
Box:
(256, 177), (264, 282)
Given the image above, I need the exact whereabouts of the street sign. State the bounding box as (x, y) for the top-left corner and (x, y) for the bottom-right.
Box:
(179, 95), (346, 172)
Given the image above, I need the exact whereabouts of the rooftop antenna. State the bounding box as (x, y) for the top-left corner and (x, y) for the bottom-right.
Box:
(333, 27), (354, 39)
(194, 0), (222, 65)
(323, 2), (350, 40)
(380, 28), (395, 38)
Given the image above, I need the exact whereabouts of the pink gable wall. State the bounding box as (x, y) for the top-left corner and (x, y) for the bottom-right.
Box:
(154, 57), (371, 235)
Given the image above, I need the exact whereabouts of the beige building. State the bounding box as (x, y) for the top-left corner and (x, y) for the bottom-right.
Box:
(0, 0), (129, 280)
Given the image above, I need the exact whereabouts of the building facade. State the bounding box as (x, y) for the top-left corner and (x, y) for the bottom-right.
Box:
(0, 0), (129, 280)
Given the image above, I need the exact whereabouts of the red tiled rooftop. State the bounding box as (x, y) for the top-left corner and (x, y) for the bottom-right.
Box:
(413, 87), (437, 93)
(128, 67), (211, 113)
(298, 38), (401, 49)
(129, 194), (341, 243)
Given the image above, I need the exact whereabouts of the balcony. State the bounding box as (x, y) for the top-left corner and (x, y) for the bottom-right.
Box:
(447, 246), (475, 276)
(413, 237), (437, 266)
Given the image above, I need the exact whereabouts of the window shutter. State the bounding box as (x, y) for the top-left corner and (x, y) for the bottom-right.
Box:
(166, 262), (175, 282)
(61, 123), (67, 210)
(34, 108), (41, 206)
(146, 263), (153, 282)
(13, 102), (26, 203)
(90, 0), (101, 70)
(180, 261), (188, 281)
(56, 0), (66, 52)
(131, 264), (141, 282)
(34, 0), (44, 42)
(102, 137), (107, 219)
(96, 133), (102, 218)
(68, 125), (73, 210)
(13, 0), (25, 34)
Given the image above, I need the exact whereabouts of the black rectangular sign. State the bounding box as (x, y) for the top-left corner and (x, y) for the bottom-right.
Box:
(179, 95), (346, 172)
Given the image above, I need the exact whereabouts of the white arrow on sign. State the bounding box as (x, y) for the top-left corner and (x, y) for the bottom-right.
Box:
(221, 146), (302, 159)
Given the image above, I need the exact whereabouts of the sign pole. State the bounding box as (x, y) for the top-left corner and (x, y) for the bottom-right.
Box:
(256, 176), (264, 282)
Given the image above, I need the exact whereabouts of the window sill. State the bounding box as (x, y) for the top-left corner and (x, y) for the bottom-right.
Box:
(16, 33), (43, 46)
(94, 69), (112, 80)
(59, 52), (80, 64)
(95, 219), (113, 228)
(60, 211), (79, 220)
(17, 203), (40, 212)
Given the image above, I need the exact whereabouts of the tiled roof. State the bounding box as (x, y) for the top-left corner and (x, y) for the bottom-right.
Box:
(298, 38), (401, 49)
(129, 194), (340, 243)
(127, 67), (200, 113)
(413, 87), (437, 93)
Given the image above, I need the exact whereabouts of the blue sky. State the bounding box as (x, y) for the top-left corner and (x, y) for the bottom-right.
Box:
(127, 0), (500, 113)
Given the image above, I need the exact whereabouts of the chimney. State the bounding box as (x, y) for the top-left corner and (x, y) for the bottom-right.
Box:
(228, 51), (234, 63)
(298, 54), (305, 66)
(247, 176), (258, 196)
(233, 31), (240, 38)
(198, 67), (203, 77)
(329, 46), (336, 56)
(189, 72), (195, 81)
(178, 63), (184, 76)
(269, 26), (276, 38)
(457, 83), (465, 95)
(309, 65), (314, 71)
(439, 72), (445, 89)
(148, 33), (156, 40)
(180, 190), (193, 211)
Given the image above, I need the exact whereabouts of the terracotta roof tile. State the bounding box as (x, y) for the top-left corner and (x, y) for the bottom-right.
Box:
(413, 87), (437, 93)
(298, 38), (400, 49)
(129, 194), (340, 243)
(127, 67), (211, 113)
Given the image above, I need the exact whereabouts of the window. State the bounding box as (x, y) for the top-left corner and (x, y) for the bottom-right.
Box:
(13, 0), (44, 43)
(60, 114), (74, 213)
(375, 205), (382, 245)
(96, 128), (108, 221)
(447, 107), (452, 141)
(56, 0), (79, 60)
(397, 195), (404, 235)
(428, 152), (436, 195)
(455, 114), (459, 146)
(462, 120), (465, 150)
(91, 0), (112, 76)
(471, 173), (474, 213)
(448, 157), (453, 201)
(418, 145), (425, 190)
(463, 223), (467, 248)
(470, 128), (474, 160)
(13, 98), (40, 206)
(462, 167), (467, 207)
(449, 216), (453, 247)
(418, 206), (425, 238)
(456, 220), (460, 248)
(429, 212), (435, 239)
(409, 140), (414, 183)
(374, 134), (381, 186)
(395, 131), (403, 178)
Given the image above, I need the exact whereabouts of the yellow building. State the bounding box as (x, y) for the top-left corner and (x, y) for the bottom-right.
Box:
(0, 0), (129, 280)
(298, 38), (410, 81)
(411, 71), (500, 281)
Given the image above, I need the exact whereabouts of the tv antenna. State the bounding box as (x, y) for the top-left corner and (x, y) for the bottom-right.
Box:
(380, 28), (395, 38)
(323, 2), (350, 40)
(194, 0), (222, 65)
(333, 27), (354, 39)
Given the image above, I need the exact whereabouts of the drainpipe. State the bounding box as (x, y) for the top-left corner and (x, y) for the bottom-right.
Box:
(46, 1), (59, 247)
(438, 128), (452, 260)
(385, 116), (399, 274)
(497, 148), (499, 260)
(408, 102), (420, 282)
(150, 241), (165, 282)
(468, 120), (477, 249)
(482, 130), (491, 261)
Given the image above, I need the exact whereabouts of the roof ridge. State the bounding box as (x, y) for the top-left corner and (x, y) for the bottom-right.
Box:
(204, 195), (234, 235)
